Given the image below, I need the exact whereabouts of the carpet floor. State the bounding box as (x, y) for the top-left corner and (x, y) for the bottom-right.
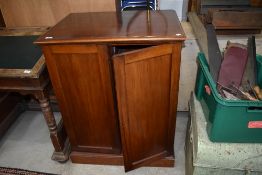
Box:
(0, 167), (57, 175)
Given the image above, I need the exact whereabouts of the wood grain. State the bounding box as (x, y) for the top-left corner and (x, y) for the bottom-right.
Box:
(206, 24), (222, 82)
(0, 27), (48, 36)
(43, 44), (121, 154)
(0, 66), (69, 161)
(113, 44), (179, 171)
(0, 55), (45, 78)
(0, 93), (22, 138)
(188, 12), (222, 82)
(0, 0), (117, 27)
(251, 0), (262, 7)
(0, 9), (5, 27)
(70, 151), (124, 165)
(210, 9), (262, 30)
(37, 10), (185, 170)
(0, 27), (69, 161)
(188, 12), (208, 61)
(241, 36), (256, 87)
(35, 10), (186, 45)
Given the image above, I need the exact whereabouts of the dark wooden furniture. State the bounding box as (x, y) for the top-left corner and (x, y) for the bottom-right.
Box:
(208, 9), (262, 30)
(0, 92), (23, 138)
(0, 35), (70, 162)
(36, 10), (185, 171)
(251, 0), (262, 7)
(0, 9), (6, 28)
(189, 0), (250, 14)
(188, 0), (262, 35)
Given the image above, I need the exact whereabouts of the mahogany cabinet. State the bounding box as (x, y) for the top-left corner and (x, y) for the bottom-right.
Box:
(36, 10), (185, 171)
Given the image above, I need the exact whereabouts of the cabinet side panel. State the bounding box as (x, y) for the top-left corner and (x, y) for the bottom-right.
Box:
(42, 46), (78, 147)
(0, 0), (117, 27)
(167, 43), (182, 154)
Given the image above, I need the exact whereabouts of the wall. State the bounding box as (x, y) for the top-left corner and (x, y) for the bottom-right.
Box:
(159, 0), (189, 20)
(0, 0), (117, 27)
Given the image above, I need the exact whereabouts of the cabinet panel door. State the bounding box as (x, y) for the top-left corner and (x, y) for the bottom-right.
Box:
(43, 44), (121, 154)
(113, 44), (181, 171)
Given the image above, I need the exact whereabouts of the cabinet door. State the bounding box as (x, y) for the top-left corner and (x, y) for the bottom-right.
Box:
(113, 44), (182, 171)
(42, 44), (121, 154)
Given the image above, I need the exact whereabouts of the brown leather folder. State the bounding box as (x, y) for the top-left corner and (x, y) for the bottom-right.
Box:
(218, 42), (248, 88)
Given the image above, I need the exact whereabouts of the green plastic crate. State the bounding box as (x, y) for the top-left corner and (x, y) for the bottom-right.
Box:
(257, 55), (262, 88)
(195, 52), (262, 143)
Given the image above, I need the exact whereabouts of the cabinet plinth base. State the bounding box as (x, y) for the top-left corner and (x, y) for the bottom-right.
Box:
(147, 156), (175, 167)
(70, 152), (174, 167)
(70, 151), (124, 165)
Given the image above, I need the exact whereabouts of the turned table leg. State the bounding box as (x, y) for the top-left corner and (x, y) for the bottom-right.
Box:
(35, 92), (70, 162)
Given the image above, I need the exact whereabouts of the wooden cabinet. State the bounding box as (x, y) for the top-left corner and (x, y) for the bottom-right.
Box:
(36, 10), (185, 171)
(0, 93), (23, 138)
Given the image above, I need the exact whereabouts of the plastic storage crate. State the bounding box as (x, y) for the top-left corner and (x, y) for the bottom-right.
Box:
(195, 52), (262, 143)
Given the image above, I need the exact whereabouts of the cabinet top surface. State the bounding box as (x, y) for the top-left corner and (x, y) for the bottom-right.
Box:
(35, 10), (186, 45)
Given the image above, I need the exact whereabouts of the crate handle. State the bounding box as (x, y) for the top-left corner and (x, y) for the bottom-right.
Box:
(247, 106), (262, 113)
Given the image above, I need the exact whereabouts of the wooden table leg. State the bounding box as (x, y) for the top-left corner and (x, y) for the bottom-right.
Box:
(35, 91), (70, 162)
